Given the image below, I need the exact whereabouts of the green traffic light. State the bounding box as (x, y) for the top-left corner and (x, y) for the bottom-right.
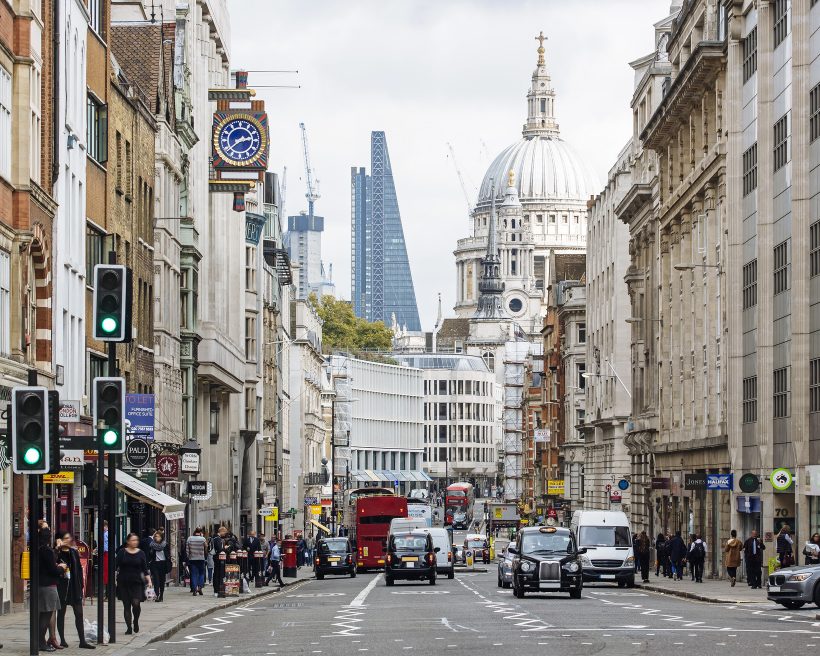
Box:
(23, 446), (42, 465)
(100, 317), (119, 334)
(102, 429), (119, 446)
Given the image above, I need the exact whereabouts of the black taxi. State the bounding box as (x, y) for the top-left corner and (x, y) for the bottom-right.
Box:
(509, 526), (585, 598)
(385, 532), (440, 586)
(314, 537), (356, 579)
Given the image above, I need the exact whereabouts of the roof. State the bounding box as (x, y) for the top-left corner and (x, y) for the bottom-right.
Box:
(392, 353), (489, 372)
(436, 318), (470, 347)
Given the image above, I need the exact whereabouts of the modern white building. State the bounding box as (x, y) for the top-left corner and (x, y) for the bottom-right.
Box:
(328, 354), (428, 497)
(393, 353), (499, 494)
(53, 0), (88, 404)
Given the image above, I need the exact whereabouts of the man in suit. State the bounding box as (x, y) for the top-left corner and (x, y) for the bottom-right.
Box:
(243, 530), (261, 580)
(743, 529), (765, 589)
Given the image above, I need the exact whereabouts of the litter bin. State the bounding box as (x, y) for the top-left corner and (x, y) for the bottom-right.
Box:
(282, 539), (298, 578)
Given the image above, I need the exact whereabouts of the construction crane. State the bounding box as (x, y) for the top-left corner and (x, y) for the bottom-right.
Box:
(446, 142), (475, 217)
(299, 122), (320, 218)
(280, 166), (288, 218)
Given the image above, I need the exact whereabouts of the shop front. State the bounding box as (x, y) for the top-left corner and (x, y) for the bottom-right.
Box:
(806, 465), (820, 536)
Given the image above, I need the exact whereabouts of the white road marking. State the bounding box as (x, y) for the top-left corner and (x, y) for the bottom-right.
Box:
(350, 574), (382, 607)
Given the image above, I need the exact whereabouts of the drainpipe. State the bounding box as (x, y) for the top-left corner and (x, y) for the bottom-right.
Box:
(51, 0), (60, 183)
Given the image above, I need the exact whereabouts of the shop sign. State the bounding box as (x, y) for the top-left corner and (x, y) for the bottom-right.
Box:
(180, 451), (201, 473)
(739, 473), (760, 493)
(59, 400), (81, 423)
(188, 480), (212, 501)
(125, 438), (150, 468)
(770, 468), (793, 492)
(684, 472), (707, 490)
(534, 428), (550, 443)
(59, 451), (84, 468)
(650, 477), (670, 490)
(156, 454), (179, 479)
(43, 471), (75, 484)
(304, 496), (319, 505)
(547, 479), (565, 495)
(706, 473), (733, 491)
(309, 505), (322, 516)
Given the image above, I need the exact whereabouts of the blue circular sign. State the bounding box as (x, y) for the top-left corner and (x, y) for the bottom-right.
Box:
(617, 479), (629, 491)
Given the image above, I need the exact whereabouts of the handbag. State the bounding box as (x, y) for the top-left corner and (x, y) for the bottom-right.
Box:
(145, 584), (156, 600)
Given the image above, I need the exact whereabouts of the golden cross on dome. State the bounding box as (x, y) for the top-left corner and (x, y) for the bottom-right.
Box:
(535, 31), (547, 65)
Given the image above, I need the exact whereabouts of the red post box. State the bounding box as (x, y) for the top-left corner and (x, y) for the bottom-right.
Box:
(281, 539), (298, 578)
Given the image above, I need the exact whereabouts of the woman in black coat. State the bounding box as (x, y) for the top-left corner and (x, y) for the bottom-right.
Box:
(38, 527), (68, 652)
(56, 532), (95, 649)
(116, 533), (151, 634)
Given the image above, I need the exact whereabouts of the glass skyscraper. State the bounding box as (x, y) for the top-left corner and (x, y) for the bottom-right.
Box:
(351, 131), (421, 331)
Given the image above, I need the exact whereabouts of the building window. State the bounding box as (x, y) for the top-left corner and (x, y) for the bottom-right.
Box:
(86, 224), (107, 284)
(773, 241), (790, 294)
(742, 259), (757, 309)
(87, 96), (107, 163)
(89, 0), (104, 37)
(0, 250), (9, 357)
(87, 353), (108, 397)
(245, 246), (257, 291)
(742, 143), (757, 196)
(811, 359), (820, 413)
(578, 362), (586, 390)
(742, 27), (757, 83)
(773, 0), (789, 49)
(245, 387), (256, 431)
(245, 314), (256, 361)
(773, 367), (790, 419)
(811, 84), (820, 142)
(742, 375), (757, 423)
(811, 222), (820, 277)
(482, 351), (495, 372)
(578, 322), (586, 344)
(773, 114), (789, 171)
(29, 64), (41, 184)
(0, 65), (10, 181)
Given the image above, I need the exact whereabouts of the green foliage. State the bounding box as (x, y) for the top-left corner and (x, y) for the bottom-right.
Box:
(309, 294), (394, 354)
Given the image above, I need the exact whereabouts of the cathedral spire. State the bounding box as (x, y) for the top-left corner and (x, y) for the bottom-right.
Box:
(474, 178), (508, 320)
(523, 31), (560, 139)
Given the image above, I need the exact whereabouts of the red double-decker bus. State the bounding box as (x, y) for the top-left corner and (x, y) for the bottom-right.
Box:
(445, 482), (475, 529)
(345, 487), (408, 571)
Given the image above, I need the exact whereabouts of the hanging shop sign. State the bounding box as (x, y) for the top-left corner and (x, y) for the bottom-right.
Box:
(650, 477), (670, 490)
(770, 468), (793, 492)
(156, 454), (179, 480)
(188, 480), (212, 501)
(739, 473), (760, 493)
(180, 451), (201, 474)
(125, 438), (150, 469)
(58, 400), (81, 423)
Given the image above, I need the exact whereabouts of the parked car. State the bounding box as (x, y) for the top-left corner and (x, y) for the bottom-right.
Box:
(497, 545), (514, 588)
(767, 563), (820, 609)
(314, 537), (356, 579)
(385, 531), (439, 586)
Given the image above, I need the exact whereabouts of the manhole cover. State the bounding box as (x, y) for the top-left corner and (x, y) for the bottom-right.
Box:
(268, 602), (303, 609)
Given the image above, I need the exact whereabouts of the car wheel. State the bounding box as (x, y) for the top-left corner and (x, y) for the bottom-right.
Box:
(514, 579), (525, 598)
(626, 575), (636, 588)
(780, 600), (805, 610)
(503, 580), (511, 589)
(385, 576), (394, 586)
(570, 587), (582, 599)
(316, 572), (324, 580)
(814, 582), (820, 608)
(350, 569), (356, 578)
(448, 569), (455, 580)
(497, 571), (503, 587)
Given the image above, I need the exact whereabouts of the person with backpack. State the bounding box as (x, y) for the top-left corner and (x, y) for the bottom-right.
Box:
(635, 531), (651, 583)
(724, 529), (743, 587)
(688, 535), (706, 583)
(654, 533), (667, 577)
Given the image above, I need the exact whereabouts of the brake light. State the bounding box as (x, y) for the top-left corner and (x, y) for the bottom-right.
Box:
(346, 555), (352, 565)
(427, 553), (435, 565)
(448, 551), (452, 562)
(314, 557), (320, 566)
(386, 554), (393, 564)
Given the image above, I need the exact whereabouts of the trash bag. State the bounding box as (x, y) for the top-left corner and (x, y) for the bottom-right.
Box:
(84, 618), (109, 645)
(241, 577), (249, 593)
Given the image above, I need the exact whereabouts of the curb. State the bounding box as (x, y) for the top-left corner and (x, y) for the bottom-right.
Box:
(107, 577), (310, 656)
(640, 584), (763, 604)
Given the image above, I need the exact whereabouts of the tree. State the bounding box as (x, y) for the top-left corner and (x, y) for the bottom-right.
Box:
(309, 294), (394, 353)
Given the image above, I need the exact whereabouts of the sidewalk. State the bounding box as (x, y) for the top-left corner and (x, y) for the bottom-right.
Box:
(0, 569), (314, 656)
(639, 572), (768, 603)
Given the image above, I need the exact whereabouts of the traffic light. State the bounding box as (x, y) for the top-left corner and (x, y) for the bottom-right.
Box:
(11, 387), (50, 474)
(47, 390), (61, 473)
(93, 377), (125, 453)
(92, 264), (132, 341)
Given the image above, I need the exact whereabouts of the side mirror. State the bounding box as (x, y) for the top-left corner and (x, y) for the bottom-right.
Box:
(434, 547), (441, 553)
(577, 547), (587, 555)
(507, 545), (518, 555)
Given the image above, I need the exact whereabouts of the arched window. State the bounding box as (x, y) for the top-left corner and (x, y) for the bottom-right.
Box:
(482, 351), (495, 372)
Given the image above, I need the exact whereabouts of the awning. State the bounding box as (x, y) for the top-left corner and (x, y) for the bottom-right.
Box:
(309, 519), (331, 534)
(364, 469), (381, 482)
(351, 471), (370, 483)
(111, 469), (186, 520)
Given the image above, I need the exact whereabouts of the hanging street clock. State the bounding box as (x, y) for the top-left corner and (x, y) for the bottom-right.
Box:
(212, 112), (269, 169)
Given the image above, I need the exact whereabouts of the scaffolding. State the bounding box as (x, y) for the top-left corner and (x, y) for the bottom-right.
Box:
(502, 341), (529, 501)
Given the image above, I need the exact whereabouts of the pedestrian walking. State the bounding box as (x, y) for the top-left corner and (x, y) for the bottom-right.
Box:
(776, 525), (794, 567)
(205, 533), (214, 583)
(803, 533), (820, 565)
(743, 529), (764, 589)
(724, 529), (743, 587)
(242, 530), (261, 580)
(56, 533), (95, 649)
(654, 533), (667, 577)
(632, 534), (641, 573)
(635, 530), (651, 583)
(38, 527), (68, 652)
(147, 530), (171, 602)
(296, 535), (307, 567)
(115, 533), (152, 635)
(688, 535), (706, 583)
(668, 531), (686, 580)
(265, 537), (284, 586)
(186, 527), (207, 595)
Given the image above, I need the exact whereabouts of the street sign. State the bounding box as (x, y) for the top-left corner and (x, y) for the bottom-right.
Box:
(258, 506), (274, 516)
(617, 479), (630, 491)
(547, 479), (564, 495)
(303, 496), (318, 505)
(770, 468), (793, 491)
(125, 438), (150, 468)
(394, 480), (399, 488)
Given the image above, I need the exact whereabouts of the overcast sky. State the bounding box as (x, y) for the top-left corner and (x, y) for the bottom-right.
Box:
(228, 0), (672, 330)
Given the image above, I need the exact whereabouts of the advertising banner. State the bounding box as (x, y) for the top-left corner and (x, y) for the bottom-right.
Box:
(126, 394), (155, 441)
(547, 479), (565, 496)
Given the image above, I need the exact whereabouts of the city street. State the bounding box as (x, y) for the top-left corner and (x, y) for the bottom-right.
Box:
(155, 569), (820, 656)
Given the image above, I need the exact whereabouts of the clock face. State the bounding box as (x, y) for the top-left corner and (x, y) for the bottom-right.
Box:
(217, 117), (263, 164)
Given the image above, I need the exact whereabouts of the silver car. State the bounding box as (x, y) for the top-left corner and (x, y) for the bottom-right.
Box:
(766, 564), (820, 609)
(497, 546), (514, 588)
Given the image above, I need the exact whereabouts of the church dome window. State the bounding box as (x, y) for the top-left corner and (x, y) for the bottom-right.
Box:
(508, 298), (523, 313)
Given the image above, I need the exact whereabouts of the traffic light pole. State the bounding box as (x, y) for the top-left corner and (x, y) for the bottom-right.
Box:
(106, 250), (118, 644)
(96, 432), (105, 645)
(27, 368), (39, 656)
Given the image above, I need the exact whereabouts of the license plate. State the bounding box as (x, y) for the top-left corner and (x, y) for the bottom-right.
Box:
(402, 556), (418, 562)
(539, 582), (560, 589)
(768, 585), (780, 593)
(328, 557), (340, 562)
(332, 562), (339, 566)
(601, 574), (616, 580)
(405, 562), (415, 568)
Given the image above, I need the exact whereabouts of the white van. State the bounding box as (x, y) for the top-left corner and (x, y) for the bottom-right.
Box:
(419, 527), (455, 579)
(389, 517), (430, 535)
(570, 510), (635, 587)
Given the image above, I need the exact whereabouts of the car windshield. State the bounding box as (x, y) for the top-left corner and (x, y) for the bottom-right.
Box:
(520, 532), (572, 555)
(466, 539), (485, 548)
(319, 539), (348, 554)
(578, 526), (631, 547)
(393, 536), (428, 550)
